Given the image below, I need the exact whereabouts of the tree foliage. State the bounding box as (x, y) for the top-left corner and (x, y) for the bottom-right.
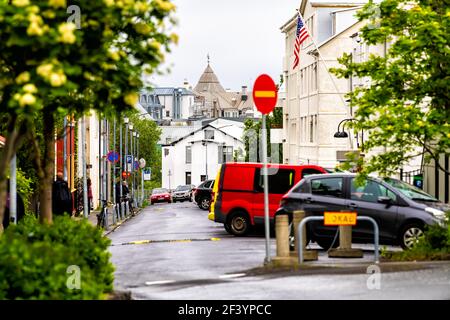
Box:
(331, 0), (450, 177)
(0, 0), (177, 225)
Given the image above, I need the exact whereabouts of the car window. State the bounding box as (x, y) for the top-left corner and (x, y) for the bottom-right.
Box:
(256, 169), (295, 194)
(176, 185), (190, 191)
(350, 179), (397, 203)
(301, 168), (324, 178)
(383, 178), (438, 202)
(311, 178), (343, 198)
(152, 188), (167, 194)
(205, 181), (212, 188)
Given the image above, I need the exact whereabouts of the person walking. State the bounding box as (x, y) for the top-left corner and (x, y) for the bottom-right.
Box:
(52, 172), (72, 216)
(87, 178), (93, 213)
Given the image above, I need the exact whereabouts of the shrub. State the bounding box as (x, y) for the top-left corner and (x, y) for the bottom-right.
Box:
(0, 215), (114, 299)
(382, 212), (450, 261)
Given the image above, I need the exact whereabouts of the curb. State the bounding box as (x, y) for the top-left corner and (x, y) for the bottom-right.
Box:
(103, 207), (144, 236)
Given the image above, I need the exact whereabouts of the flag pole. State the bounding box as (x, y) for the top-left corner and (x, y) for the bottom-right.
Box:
(296, 9), (354, 148)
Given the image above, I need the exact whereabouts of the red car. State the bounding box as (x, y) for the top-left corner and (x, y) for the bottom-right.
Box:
(150, 188), (172, 205)
(210, 163), (327, 235)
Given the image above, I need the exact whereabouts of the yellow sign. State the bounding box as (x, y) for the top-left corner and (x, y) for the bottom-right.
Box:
(324, 212), (357, 226)
(254, 90), (276, 98)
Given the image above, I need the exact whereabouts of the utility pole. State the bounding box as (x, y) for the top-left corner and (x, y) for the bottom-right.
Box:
(63, 117), (68, 181)
(120, 118), (125, 218)
(129, 124), (134, 205)
(9, 154), (17, 224)
(81, 116), (88, 218)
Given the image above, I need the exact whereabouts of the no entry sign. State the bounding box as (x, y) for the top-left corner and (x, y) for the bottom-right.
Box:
(252, 74), (278, 115)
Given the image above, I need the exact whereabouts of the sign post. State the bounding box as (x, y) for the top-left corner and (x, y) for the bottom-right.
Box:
(253, 74), (278, 265)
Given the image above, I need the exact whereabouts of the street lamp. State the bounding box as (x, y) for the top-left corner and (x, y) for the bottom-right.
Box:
(333, 118), (355, 139)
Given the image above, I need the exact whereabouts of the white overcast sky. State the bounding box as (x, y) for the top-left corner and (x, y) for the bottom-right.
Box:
(149, 0), (300, 91)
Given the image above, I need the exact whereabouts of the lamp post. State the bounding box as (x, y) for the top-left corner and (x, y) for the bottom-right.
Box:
(132, 131), (137, 207)
(124, 117), (129, 215)
(129, 124), (134, 205)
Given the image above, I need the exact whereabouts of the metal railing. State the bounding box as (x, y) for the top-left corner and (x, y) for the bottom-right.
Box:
(297, 216), (380, 264)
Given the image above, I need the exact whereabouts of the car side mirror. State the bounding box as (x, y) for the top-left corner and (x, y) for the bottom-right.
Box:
(378, 196), (392, 205)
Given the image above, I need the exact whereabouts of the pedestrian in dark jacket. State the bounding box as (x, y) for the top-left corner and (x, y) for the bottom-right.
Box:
(52, 172), (72, 216)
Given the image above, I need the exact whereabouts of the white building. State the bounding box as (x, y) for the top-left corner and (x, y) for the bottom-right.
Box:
(161, 119), (245, 189)
(138, 86), (195, 122)
(281, 0), (421, 173)
(281, 0), (368, 168)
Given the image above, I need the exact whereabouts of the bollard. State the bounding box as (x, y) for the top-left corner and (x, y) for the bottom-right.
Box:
(328, 225), (363, 258)
(292, 211), (318, 261)
(275, 215), (290, 258)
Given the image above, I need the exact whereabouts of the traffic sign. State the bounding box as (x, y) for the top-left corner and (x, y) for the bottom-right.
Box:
(139, 158), (146, 169)
(143, 167), (152, 181)
(107, 151), (120, 163)
(252, 74), (278, 115)
(324, 212), (357, 226)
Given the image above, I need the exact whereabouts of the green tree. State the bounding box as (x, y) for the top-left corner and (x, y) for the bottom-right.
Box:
(0, 0), (177, 228)
(129, 113), (162, 189)
(331, 0), (450, 178)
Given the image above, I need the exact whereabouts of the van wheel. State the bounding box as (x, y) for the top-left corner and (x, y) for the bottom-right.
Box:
(224, 223), (233, 235)
(227, 211), (251, 236)
(400, 223), (424, 250)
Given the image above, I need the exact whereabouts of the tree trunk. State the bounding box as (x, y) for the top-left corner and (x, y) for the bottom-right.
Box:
(38, 113), (55, 224)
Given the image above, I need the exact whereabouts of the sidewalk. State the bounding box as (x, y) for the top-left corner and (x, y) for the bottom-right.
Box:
(86, 205), (142, 236)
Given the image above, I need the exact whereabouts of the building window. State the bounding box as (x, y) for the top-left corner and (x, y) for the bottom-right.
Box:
(309, 116), (314, 143)
(185, 146), (192, 164)
(205, 129), (214, 140)
(185, 172), (192, 185)
(166, 110), (170, 117)
(218, 146), (233, 164)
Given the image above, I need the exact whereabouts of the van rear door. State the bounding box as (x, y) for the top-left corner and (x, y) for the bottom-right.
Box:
(220, 164), (255, 219)
(252, 167), (296, 225)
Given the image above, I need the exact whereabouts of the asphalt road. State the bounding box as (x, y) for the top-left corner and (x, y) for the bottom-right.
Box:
(109, 202), (450, 300)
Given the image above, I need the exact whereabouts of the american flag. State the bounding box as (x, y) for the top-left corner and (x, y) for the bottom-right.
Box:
(293, 14), (309, 70)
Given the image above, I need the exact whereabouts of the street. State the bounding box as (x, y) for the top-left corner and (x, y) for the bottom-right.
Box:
(109, 203), (450, 300)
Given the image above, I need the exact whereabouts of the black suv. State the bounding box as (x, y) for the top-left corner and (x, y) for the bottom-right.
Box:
(276, 173), (449, 250)
(194, 180), (214, 210)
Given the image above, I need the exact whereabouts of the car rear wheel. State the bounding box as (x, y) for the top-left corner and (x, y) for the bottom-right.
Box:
(227, 211), (251, 236)
(151, 202), (154, 205)
(400, 223), (424, 250)
(199, 197), (210, 210)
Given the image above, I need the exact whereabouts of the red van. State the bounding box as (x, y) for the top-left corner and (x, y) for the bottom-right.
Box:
(210, 162), (327, 236)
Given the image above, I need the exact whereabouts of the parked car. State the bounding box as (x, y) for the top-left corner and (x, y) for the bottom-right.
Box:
(172, 185), (194, 202)
(150, 188), (172, 205)
(275, 173), (449, 250)
(194, 179), (215, 210)
(210, 162), (328, 236)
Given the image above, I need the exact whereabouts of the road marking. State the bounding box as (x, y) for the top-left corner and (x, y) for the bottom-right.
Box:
(219, 273), (246, 279)
(145, 280), (176, 286)
(112, 237), (221, 246)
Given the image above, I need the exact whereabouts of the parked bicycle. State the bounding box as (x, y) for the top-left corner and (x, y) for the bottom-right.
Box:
(96, 199), (109, 229)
